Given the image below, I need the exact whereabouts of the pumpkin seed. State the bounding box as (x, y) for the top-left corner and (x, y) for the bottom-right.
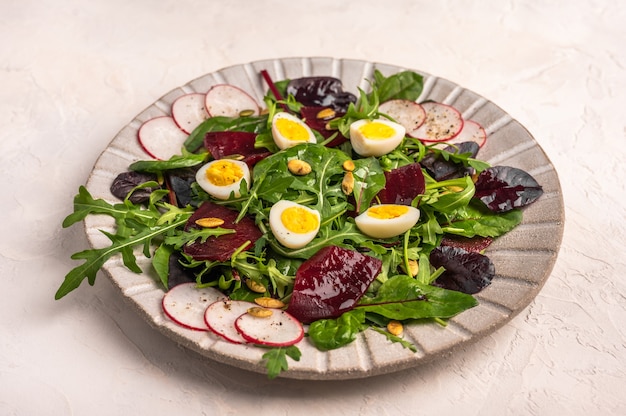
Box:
(342, 160), (355, 172)
(195, 217), (225, 228)
(247, 306), (273, 318)
(245, 279), (266, 293)
(341, 171), (354, 195)
(254, 297), (285, 309)
(387, 320), (404, 336)
(405, 259), (419, 276)
(287, 159), (312, 176)
(239, 109), (256, 117)
(316, 108), (336, 120)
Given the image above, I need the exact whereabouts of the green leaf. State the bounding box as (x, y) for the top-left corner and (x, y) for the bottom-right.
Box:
(371, 69), (424, 103)
(129, 150), (208, 173)
(351, 156), (386, 214)
(163, 227), (236, 249)
(268, 221), (366, 259)
(56, 210), (191, 299)
(369, 326), (418, 352)
(308, 309), (367, 351)
(262, 346), (301, 379)
(444, 202), (523, 238)
(62, 186), (160, 229)
(415, 207), (443, 246)
(356, 275), (478, 320)
(425, 176), (475, 213)
(152, 244), (174, 289)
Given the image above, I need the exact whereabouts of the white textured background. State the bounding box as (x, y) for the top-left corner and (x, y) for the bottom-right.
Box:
(1, 0), (625, 415)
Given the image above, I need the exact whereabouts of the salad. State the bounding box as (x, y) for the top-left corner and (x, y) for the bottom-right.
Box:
(57, 67), (544, 378)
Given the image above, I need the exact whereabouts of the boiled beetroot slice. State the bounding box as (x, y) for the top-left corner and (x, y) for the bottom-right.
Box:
(286, 246), (382, 324)
(376, 162), (426, 205)
(182, 201), (262, 262)
(204, 131), (272, 168)
(299, 106), (347, 147)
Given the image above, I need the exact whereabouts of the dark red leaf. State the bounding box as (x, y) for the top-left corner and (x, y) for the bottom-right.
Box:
(110, 171), (159, 203)
(474, 166), (543, 213)
(430, 245), (495, 294)
(286, 77), (356, 112)
(420, 141), (479, 181)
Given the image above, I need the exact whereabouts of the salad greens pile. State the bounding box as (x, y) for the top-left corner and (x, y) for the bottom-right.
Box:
(57, 69), (534, 378)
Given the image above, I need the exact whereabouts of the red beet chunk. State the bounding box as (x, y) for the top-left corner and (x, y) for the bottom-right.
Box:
(183, 201), (262, 262)
(376, 162), (426, 205)
(286, 246), (382, 324)
(299, 106), (347, 147)
(204, 131), (272, 167)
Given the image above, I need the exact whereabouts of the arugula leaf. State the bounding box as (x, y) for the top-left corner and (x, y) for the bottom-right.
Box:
(268, 221), (366, 259)
(129, 150), (208, 173)
(351, 156), (385, 214)
(369, 326), (418, 352)
(62, 186), (158, 228)
(164, 227), (236, 249)
(152, 243), (174, 289)
(57, 187), (193, 299)
(425, 176), (476, 214)
(56, 216), (190, 299)
(262, 346), (302, 379)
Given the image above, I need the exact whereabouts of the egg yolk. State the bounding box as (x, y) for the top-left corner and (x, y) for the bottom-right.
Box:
(358, 121), (396, 140)
(275, 118), (310, 142)
(205, 160), (244, 186)
(281, 207), (320, 233)
(367, 205), (409, 219)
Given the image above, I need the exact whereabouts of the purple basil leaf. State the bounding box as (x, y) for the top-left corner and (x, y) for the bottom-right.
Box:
(110, 171), (159, 203)
(430, 245), (495, 294)
(420, 141), (479, 181)
(166, 252), (196, 290)
(474, 166), (543, 213)
(286, 77), (357, 112)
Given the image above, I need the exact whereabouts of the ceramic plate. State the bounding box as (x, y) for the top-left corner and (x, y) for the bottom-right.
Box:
(84, 57), (564, 380)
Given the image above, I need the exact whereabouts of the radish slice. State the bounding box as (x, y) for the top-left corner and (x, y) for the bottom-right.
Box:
(409, 102), (464, 142)
(447, 119), (487, 147)
(171, 93), (210, 134)
(204, 300), (253, 344)
(379, 99), (426, 132)
(137, 116), (188, 160)
(205, 84), (260, 118)
(161, 283), (225, 331)
(235, 309), (304, 347)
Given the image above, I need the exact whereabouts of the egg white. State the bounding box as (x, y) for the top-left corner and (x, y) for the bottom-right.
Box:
(195, 159), (251, 200)
(269, 200), (321, 249)
(349, 118), (406, 157)
(271, 112), (316, 150)
(355, 204), (420, 239)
